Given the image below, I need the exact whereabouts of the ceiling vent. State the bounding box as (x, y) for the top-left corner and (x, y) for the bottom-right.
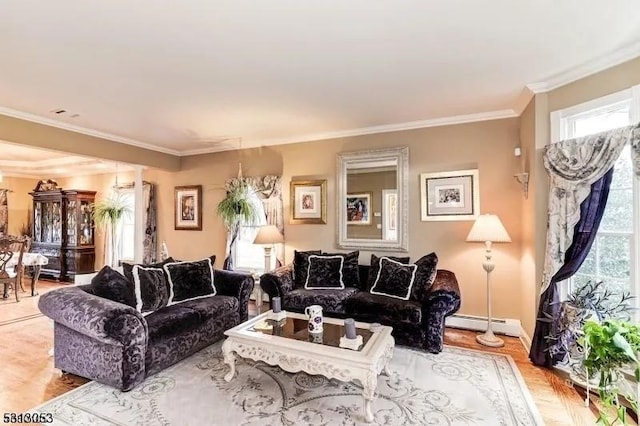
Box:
(50, 108), (80, 118)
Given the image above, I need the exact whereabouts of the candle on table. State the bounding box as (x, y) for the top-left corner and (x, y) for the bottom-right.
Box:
(272, 297), (281, 313)
(344, 318), (357, 339)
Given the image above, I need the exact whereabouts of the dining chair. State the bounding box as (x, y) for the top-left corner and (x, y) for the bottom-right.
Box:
(0, 235), (28, 302)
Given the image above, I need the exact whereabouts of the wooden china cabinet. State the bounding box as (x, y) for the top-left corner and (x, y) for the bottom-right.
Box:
(30, 179), (96, 281)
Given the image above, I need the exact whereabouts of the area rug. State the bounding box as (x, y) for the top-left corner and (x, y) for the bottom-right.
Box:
(33, 342), (543, 425)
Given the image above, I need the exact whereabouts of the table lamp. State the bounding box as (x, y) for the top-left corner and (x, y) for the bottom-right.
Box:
(466, 214), (511, 347)
(253, 224), (284, 273)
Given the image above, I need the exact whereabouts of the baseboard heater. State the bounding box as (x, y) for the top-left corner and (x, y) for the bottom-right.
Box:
(445, 314), (521, 337)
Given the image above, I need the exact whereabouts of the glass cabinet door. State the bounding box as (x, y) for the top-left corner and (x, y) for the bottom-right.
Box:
(67, 199), (77, 246)
(79, 200), (93, 245)
(52, 201), (62, 243)
(34, 202), (42, 242)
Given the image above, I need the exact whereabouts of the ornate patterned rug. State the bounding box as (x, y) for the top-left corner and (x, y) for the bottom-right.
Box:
(34, 342), (542, 425)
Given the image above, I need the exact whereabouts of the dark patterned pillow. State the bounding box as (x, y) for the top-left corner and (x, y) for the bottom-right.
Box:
(132, 266), (171, 313)
(163, 258), (215, 304)
(410, 252), (439, 302)
(122, 257), (175, 285)
(91, 266), (136, 308)
(322, 251), (359, 287)
(304, 255), (345, 289)
(293, 250), (322, 288)
(367, 254), (410, 291)
(370, 257), (417, 300)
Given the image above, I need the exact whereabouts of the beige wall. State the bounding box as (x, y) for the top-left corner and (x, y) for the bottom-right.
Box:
(146, 118), (524, 320)
(0, 115), (180, 171)
(2, 176), (40, 236)
(548, 56), (640, 112)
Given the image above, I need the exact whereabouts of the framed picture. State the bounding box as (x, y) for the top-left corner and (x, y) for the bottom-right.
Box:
(420, 169), (479, 221)
(346, 192), (371, 225)
(382, 189), (398, 240)
(290, 180), (327, 224)
(174, 185), (202, 230)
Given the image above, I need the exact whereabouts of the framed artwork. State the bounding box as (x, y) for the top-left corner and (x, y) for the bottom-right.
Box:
(382, 189), (398, 240)
(346, 192), (371, 225)
(290, 180), (327, 224)
(420, 169), (479, 221)
(174, 185), (202, 230)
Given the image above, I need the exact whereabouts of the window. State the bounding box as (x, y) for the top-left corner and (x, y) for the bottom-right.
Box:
(119, 189), (135, 262)
(551, 85), (639, 313)
(231, 192), (275, 274)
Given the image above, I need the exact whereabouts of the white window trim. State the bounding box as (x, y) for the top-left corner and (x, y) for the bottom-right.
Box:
(550, 84), (640, 306)
(550, 88), (633, 143)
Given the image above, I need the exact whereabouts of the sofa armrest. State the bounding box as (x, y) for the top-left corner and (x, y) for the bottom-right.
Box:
(422, 269), (462, 353)
(214, 269), (254, 322)
(260, 264), (294, 300)
(38, 286), (148, 347)
(427, 270), (461, 304)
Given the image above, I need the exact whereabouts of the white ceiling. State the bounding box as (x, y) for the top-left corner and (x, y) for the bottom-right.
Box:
(0, 141), (131, 178)
(1, 1), (640, 155)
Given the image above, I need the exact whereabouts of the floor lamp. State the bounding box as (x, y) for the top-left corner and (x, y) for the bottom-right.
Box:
(253, 224), (284, 274)
(466, 214), (511, 348)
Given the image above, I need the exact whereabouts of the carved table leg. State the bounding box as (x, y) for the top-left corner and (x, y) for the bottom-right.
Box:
(383, 359), (392, 377)
(361, 371), (378, 422)
(31, 265), (41, 296)
(222, 339), (237, 382)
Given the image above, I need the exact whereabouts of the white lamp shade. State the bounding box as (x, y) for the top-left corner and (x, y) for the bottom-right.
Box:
(466, 214), (511, 243)
(253, 224), (284, 244)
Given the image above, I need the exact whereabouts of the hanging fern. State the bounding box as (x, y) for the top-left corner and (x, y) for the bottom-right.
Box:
(91, 195), (131, 227)
(216, 181), (259, 232)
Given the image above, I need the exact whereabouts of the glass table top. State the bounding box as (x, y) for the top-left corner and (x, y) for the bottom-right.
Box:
(249, 315), (373, 351)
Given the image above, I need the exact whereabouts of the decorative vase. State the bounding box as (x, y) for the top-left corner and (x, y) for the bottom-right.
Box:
(305, 305), (323, 334)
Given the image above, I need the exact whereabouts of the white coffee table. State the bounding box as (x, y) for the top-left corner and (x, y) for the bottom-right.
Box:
(222, 311), (395, 422)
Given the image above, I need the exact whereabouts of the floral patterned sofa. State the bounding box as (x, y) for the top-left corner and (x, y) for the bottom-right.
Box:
(39, 263), (253, 391)
(260, 252), (461, 353)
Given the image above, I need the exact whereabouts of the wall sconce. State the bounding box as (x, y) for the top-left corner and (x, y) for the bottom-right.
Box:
(514, 172), (529, 199)
(513, 147), (529, 199)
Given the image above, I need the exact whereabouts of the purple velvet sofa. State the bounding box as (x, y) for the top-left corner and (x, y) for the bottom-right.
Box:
(38, 269), (253, 391)
(260, 264), (460, 353)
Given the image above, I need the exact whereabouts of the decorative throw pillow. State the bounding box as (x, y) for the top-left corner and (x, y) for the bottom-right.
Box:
(370, 257), (418, 300)
(90, 266), (136, 308)
(410, 252), (439, 301)
(322, 251), (360, 287)
(304, 255), (345, 289)
(293, 250), (322, 288)
(163, 258), (215, 304)
(367, 254), (410, 291)
(122, 257), (175, 286)
(132, 265), (171, 313)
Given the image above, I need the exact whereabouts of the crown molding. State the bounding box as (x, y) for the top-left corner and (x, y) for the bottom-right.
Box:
(526, 41), (640, 94)
(179, 109), (519, 156)
(512, 87), (535, 115)
(0, 106), (181, 156)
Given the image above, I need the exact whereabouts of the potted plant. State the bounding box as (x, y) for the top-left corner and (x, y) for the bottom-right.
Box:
(546, 280), (633, 380)
(91, 195), (131, 267)
(581, 320), (640, 425)
(216, 181), (260, 234)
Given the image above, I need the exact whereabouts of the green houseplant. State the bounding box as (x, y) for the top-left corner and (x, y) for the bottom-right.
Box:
(216, 181), (260, 233)
(91, 195), (131, 267)
(546, 280), (633, 379)
(581, 320), (640, 425)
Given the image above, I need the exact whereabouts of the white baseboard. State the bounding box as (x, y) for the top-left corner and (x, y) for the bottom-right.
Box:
(445, 314), (522, 337)
(519, 326), (532, 352)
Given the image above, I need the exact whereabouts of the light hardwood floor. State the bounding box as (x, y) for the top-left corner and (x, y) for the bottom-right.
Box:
(1, 281), (599, 424)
